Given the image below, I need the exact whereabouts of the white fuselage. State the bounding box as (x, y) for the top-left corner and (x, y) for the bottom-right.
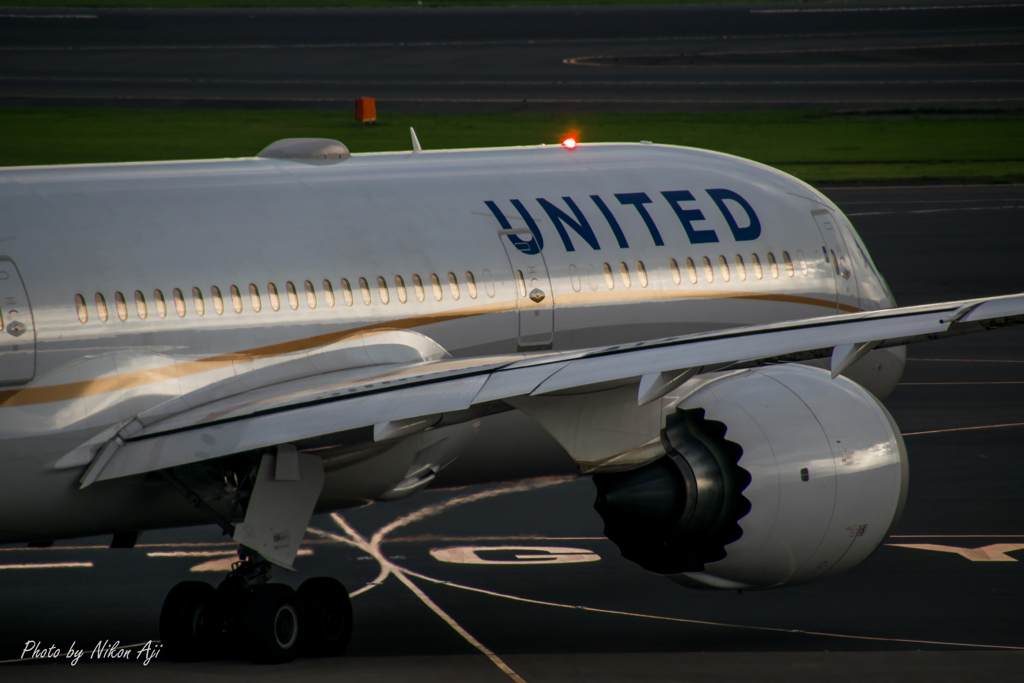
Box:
(0, 142), (900, 543)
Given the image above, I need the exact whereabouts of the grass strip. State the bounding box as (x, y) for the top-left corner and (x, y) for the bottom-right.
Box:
(2, 108), (1022, 183)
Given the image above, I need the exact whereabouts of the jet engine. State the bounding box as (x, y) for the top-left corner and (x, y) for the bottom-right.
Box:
(593, 364), (908, 590)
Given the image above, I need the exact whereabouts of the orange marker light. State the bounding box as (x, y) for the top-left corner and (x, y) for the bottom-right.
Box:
(562, 137), (577, 149)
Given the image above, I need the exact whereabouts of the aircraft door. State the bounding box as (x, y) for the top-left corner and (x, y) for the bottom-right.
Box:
(811, 210), (861, 312)
(0, 257), (36, 384)
(498, 228), (554, 350)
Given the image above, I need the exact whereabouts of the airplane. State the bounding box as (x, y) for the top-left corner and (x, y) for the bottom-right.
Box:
(1, 133), (1021, 663)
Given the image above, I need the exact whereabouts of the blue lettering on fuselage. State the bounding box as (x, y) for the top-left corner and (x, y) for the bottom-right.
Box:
(486, 189), (761, 253)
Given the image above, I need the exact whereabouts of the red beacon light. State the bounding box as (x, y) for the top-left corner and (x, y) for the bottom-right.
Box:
(562, 137), (578, 150)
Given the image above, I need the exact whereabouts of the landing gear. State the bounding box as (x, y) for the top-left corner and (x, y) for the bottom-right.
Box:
(159, 550), (351, 663)
(159, 581), (219, 661)
(298, 577), (353, 657)
(243, 583), (302, 663)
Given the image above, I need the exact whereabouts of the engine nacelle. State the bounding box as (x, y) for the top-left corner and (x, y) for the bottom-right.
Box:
(593, 364), (908, 590)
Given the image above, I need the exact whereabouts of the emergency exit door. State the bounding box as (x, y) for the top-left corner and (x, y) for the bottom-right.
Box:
(0, 257), (36, 385)
(811, 210), (861, 313)
(498, 228), (554, 350)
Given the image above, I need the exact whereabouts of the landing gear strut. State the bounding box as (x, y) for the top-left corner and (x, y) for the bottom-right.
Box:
(160, 547), (352, 663)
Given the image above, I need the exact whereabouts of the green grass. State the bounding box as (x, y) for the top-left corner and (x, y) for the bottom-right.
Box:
(2, 108), (1022, 183)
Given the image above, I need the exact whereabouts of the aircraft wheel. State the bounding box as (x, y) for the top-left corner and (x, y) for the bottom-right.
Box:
(243, 583), (302, 663)
(160, 581), (219, 661)
(298, 577), (352, 657)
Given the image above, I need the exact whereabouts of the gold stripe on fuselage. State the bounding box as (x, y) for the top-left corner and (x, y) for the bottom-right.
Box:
(0, 288), (855, 409)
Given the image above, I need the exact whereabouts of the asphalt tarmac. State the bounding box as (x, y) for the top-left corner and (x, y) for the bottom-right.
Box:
(1, 184), (1022, 681)
(1, 1), (1023, 112)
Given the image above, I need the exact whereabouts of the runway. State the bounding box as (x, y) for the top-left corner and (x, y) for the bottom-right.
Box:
(1, 184), (1022, 680)
(1, 1), (1023, 112)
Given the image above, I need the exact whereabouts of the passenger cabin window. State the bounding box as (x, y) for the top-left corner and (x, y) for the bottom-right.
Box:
(483, 270), (496, 297)
(395, 275), (408, 303)
(154, 289), (167, 318)
(585, 263), (598, 291)
(192, 287), (206, 316)
(249, 284), (263, 312)
(448, 272), (461, 300)
(135, 290), (148, 319)
(114, 291), (128, 321)
(95, 292), (109, 322)
(669, 258), (681, 285)
(268, 283), (281, 311)
(636, 261), (648, 288)
(751, 253), (763, 280)
(286, 281), (299, 310)
(767, 252), (779, 279)
(567, 265), (581, 292)
(211, 286), (224, 315)
(797, 250), (809, 275)
(619, 262), (631, 288)
(685, 258), (698, 284)
(602, 263), (615, 290)
(323, 280), (336, 307)
(412, 274), (426, 302)
(430, 273), (444, 301)
(516, 270), (527, 297)
(377, 276), (390, 304)
(305, 280), (318, 309)
(230, 285), (243, 313)
(341, 279), (354, 306)
(718, 256), (730, 282)
(782, 251), (795, 277)
(359, 277), (372, 305)
(466, 271), (479, 298)
(701, 256), (714, 283)
(173, 288), (187, 317)
(75, 294), (88, 323)
(734, 254), (747, 281)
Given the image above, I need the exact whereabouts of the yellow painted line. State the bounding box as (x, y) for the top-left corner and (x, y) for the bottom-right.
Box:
(311, 517), (527, 682)
(387, 535), (607, 543)
(903, 422), (1024, 436)
(910, 358), (1024, 363)
(400, 567), (1024, 651)
(0, 562), (93, 569)
(890, 534), (1024, 538)
(888, 543), (1024, 562)
(899, 382), (1024, 385)
(0, 288), (847, 409)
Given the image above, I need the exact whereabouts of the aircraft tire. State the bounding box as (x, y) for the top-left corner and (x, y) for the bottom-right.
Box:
(298, 577), (353, 657)
(242, 583), (302, 663)
(159, 581), (218, 661)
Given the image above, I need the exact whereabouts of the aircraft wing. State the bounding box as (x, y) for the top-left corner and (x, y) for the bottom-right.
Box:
(83, 292), (1024, 486)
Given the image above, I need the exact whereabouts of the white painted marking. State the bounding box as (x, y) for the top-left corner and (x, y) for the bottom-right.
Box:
(889, 543), (1024, 562)
(0, 562), (92, 570)
(431, 546), (599, 565)
(849, 205), (1024, 217)
(903, 421), (1024, 436)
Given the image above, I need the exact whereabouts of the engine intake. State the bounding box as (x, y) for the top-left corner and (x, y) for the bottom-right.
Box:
(594, 409), (750, 574)
(593, 364), (908, 590)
